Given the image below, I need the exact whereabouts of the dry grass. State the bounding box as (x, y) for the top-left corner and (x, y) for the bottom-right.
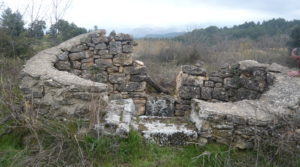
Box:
(135, 35), (294, 88)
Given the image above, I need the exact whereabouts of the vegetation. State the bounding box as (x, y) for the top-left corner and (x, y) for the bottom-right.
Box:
(0, 7), (87, 59)
(176, 19), (300, 44)
(135, 19), (300, 91)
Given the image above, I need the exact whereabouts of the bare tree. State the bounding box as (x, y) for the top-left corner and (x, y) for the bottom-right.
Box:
(50, 0), (72, 25)
(28, 0), (45, 23)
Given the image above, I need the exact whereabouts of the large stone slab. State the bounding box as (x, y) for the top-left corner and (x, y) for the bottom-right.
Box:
(95, 99), (136, 136)
(145, 95), (175, 117)
(135, 116), (198, 145)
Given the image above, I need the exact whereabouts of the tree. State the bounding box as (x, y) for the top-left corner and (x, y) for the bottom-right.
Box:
(0, 8), (24, 37)
(48, 19), (87, 43)
(287, 26), (300, 48)
(28, 20), (46, 39)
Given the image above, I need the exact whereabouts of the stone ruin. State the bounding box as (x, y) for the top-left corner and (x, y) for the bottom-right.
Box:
(20, 30), (300, 148)
(175, 62), (275, 116)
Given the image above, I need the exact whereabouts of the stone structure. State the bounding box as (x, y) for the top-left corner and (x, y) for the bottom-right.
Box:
(190, 62), (300, 149)
(175, 61), (274, 116)
(53, 30), (148, 116)
(20, 31), (109, 122)
(20, 31), (300, 148)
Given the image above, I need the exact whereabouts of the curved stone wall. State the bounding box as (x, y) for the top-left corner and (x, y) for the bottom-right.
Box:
(190, 62), (300, 148)
(175, 60), (275, 116)
(20, 30), (148, 122)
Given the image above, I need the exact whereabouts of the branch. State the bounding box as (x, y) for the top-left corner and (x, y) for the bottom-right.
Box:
(145, 75), (170, 94)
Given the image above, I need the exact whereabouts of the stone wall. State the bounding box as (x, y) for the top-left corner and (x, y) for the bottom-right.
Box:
(53, 30), (148, 116)
(20, 31), (112, 123)
(20, 30), (300, 147)
(175, 62), (274, 116)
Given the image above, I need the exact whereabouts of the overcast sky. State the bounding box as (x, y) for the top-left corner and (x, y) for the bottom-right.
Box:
(3, 0), (300, 33)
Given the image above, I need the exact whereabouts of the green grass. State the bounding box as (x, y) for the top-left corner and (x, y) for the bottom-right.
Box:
(82, 131), (231, 167)
(0, 120), (300, 167)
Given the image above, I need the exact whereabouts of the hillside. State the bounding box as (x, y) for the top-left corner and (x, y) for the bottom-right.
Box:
(175, 18), (300, 44)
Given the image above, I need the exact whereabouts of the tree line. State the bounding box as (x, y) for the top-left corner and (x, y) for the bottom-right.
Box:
(176, 18), (300, 48)
(0, 7), (87, 58)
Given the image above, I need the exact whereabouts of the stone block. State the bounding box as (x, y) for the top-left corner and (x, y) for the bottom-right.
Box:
(115, 33), (133, 41)
(178, 86), (200, 100)
(215, 83), (223, 88)
(134, 103), (146, 116)
(113, 53), (133, 66)
(107, 66), (119, 73)
(55, 61), (71, 71)
(95, 43), (107, 50)
(212, 88), (229, 101)
(176, 99), (191, 105)
(204, 80), (214, 87)
(108, 73), (127, 84)
(122, 45), (133, 53)
(97, 49), (109, 56)
(109, 41), (122, 54)
(145, 95), (175, 117)
(69, 52), (86, 61)
(209, 77), (223, 83)
(92, 36), (108, 43)
(224, 77), (239, 88)
(133, 60), (144, 67)
(124, 66), (147, 75)
(117, 82), (146, 92)
(201, 87), (213, 100)
(70, 44), (88, 53)
(93, 72), (108, 83)
(71, 61), (81, 69)
(182, 65), (207, 76)
(81, 61), (94, 70)
(126, 92), (148, 98)
(175, 105), (191, 116)
(57, 52), (69, 61)
(176, 72), (205, 88)
(81, 58), (94, 63)
(95, 59), (113, 68)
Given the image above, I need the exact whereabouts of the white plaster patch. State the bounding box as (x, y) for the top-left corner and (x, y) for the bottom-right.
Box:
(140, 119), (197, 139)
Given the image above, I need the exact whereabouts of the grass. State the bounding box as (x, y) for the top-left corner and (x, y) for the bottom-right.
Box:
(1, 128), (299, 167)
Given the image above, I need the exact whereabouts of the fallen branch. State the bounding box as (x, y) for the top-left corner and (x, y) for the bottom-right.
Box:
(145, 75), (170, 94)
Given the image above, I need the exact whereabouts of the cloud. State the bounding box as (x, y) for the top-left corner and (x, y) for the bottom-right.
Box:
(3, 0), (300, 30)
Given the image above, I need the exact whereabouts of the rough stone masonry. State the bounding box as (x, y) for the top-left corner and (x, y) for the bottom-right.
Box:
(20, 30), (300, 148)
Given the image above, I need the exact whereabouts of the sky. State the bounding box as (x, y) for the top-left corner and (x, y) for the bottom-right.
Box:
(2, 0), (300, 35)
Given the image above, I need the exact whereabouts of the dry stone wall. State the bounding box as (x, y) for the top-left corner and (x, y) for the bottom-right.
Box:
(175, 63), (275, 116)
(20, 31), (111, 122)
(53, 30), (148, 116)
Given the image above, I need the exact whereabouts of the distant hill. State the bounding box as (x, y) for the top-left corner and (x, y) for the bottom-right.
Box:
(128, 26), (184, 38)
(175, 18), (300, 44)
(144, 32), (185, 39)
